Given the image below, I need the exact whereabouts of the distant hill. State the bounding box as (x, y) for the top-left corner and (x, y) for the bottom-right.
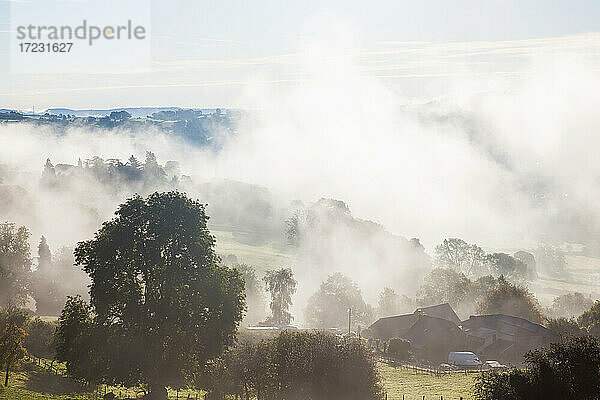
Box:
(44, 107), (219, 118)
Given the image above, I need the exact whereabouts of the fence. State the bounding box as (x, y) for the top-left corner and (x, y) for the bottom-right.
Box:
(379, 355), (483, 377)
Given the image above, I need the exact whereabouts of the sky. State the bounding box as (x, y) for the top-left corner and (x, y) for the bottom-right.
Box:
(1, 0), (600, 110)
(2, 0), (600, 301)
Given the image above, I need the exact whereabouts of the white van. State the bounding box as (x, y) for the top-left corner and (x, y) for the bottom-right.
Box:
(448, 352), (482, 368)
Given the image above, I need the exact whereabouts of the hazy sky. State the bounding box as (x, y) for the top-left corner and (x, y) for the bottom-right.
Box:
(1, 0), (600, 110)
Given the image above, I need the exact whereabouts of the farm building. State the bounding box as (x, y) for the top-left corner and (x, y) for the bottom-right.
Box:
(368, 303), (461, 340)
(368, 303), (557, 364)
(402, 314), (467, 362)
(461, 314), (557, 364)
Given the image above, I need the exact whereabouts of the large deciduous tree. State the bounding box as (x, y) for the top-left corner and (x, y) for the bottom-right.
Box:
(551, 292), (594, 319)
(32, 243), (89, 317)
(0, 223), (32, 307)
(55, 192), (245, 399)
(486, 253), (528, 282)
(434, 238), (489, 278)
(377, 287), (401, 317)
(304, 273), (372, 330)
(263, 268), (296, 326)
(476, 283), (543, 323)
(416, 268), (472, 310)
(234, 264), (266, 326)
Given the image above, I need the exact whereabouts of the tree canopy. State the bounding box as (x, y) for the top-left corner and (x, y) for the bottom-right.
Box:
(475, 336), (600, 400)
(234, 264), (266, 325)
(32, 241), (89, 316)
(551, 292), (594, 319)
(263, 268), (297, 326)
(377, 287), (414, 317)
(55, 192), (245, 399)
(304, 273), (373, 330)
(578, 300), (600, 336)
(0, 320), (27, 386)
(434, 238), (488, 278)
(435, 238), (530, 282)
(417, 268), (472, 310)
(476, 283), (543, 323)
(0, 223), (32, 307)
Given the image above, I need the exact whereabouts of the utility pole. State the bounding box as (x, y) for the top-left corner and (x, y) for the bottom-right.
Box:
(348, 307), (352, 335)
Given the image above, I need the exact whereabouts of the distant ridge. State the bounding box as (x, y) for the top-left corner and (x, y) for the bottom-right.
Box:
(45, 107), (219, 118)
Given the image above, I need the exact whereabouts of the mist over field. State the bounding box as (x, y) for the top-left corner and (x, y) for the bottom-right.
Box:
(2, 33), (600, 321)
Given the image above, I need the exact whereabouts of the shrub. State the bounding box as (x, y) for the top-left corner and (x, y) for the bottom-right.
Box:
(474, 336), (600, 400)
(578, 300), (600, 336)
(545, 317), (585, 340)
(205, 331), (383, 400)
(24, 318), (56, 359)
(387, 337), (411, 360)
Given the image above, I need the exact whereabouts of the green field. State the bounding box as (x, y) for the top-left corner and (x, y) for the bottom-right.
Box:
(0, 362), (93, 400)
(379, 363), (476, 400)
(0, 361), (204, 400)
(213, 228), (600, 308)
(213, 230), (294, 271)
(531, 254), (600, 306)
(1, 359), (477, 400)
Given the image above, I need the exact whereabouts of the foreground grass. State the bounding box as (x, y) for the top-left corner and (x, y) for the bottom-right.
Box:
(0, 362), (94, 400)
(379, 362), (476, 400)
(2, 360), (204, 400)
(2, 360), (478, 400)
(0, 386), (91, 400)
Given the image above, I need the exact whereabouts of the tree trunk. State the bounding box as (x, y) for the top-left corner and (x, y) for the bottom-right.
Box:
(4, 360), (10, 387)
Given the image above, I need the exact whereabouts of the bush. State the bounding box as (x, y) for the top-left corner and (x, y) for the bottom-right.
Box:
(578, 300), (600, 336)
(24, 318), (56, 359)
(545, 317), (585, 340)
(386, 337), (411, 361)
(0, 307), (56, 359)
(474, 336), (600, 400)
(204, 331), (383, 400)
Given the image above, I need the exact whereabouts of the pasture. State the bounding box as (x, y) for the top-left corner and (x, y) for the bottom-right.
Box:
(1, 358), (478, 400)
(379, 363), (476, 400)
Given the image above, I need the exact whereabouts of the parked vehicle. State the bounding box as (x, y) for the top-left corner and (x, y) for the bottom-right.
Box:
(448, 351), (483, 368)
(482, 360), (507, 370)
(438, 363), (459, 371)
